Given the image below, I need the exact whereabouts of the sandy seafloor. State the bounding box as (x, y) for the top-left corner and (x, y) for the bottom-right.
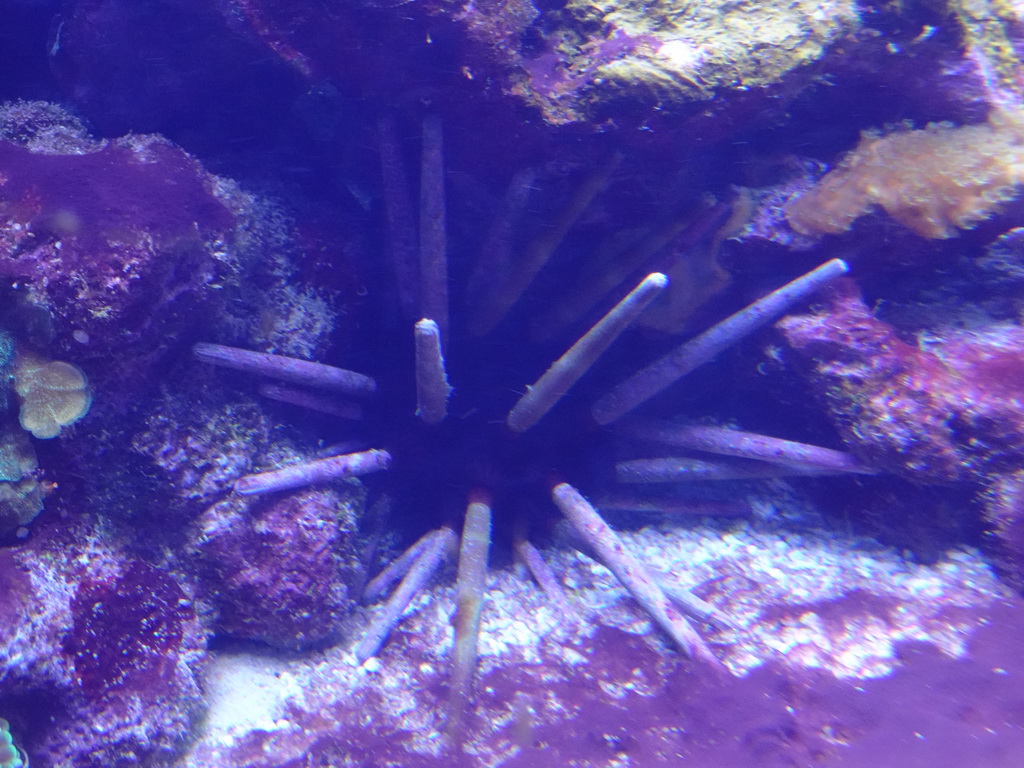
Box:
(182, 485), (1010, 767)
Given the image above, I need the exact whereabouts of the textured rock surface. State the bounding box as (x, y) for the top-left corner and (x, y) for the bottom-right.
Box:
(188, 488), (363, 650)
(778, 279), (1024, 485)
(0, 102), (237, 396)
(0, 522), (206, 768)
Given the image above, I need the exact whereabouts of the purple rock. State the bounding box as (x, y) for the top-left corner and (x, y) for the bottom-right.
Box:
(53, 562), (205, 768)
(1, 525), (206, 768)
(188, 488), (363, 650)
(0, 103), (236, 393)
(983, 471), (1024, 590)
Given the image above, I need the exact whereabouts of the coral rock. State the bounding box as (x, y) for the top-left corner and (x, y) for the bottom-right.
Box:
(776, 279), (1024, 483)
(55, 560), (205, 768)
(0, 429), (43, 536)
(1, 533), (206, 768)
(189, 488), (362, 650)
(983, 471), (1024, 589)
(0, 102), (236, 389)
(131, 377), (278, 510)
(507, 0), (860, 124)
(0, 547), (74, 697)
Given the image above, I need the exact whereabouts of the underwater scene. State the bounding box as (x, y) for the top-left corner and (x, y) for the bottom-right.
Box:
(2, 0), (1024, 765)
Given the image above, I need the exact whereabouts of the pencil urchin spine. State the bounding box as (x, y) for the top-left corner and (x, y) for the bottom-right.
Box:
(551, 482), (722, 667)
(514, 537), (576, 617)
(362, 528), (444, 604)
(447, 495), (493, 743)
(507, 272), (668, 433)
(414, 318), (451, 424)
(470, 153), (621, 336)
(234, 449), (392, 495)
(193, 342), (377, 397)
(419, 115), (449, 340)
(591, 258), (849, 424)
(619, 421), (875, 474)
(258, 382), (363, 420)
(615, 456), (845, 483)
(377, 115), (419, 319)
(355, 526), (457, 665)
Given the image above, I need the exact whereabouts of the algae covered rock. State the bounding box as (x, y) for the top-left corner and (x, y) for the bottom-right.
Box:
(506, 0), (861, 123)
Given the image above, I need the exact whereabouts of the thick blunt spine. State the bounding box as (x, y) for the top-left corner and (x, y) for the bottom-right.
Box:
(355, 527), (457, 664)
(447, 495), (493, 743)
(194, 342), (377, 397)
(258, 382), (363, 420)
(414, 318), (451, 424)
(419, 115), (449, 340)
(592, 258), (849, 424)
(615, 456), (844, 483)
(507, 273), (668, 433)
(363, 529), (443, 604)
(514, 537), (575, 617)
(621, 421), (875, 474)
(377, 115), (420, 318)
(471, 153), (621, 337)
(551, 483), (721, 667)
(234, 449), (391, 495)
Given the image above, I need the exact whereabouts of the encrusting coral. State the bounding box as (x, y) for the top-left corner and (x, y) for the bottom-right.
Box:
(13, 350), (91, 440)
(786, 107), (1024, 238)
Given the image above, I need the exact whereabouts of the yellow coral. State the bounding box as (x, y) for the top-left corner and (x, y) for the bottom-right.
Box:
(786, 108), (1024, 238)
(14, 350), (92, 439)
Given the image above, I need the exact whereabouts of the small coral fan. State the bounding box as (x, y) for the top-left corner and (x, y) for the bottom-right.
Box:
(14, 350), (91, 439)
(786, 108), (1024, 238)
